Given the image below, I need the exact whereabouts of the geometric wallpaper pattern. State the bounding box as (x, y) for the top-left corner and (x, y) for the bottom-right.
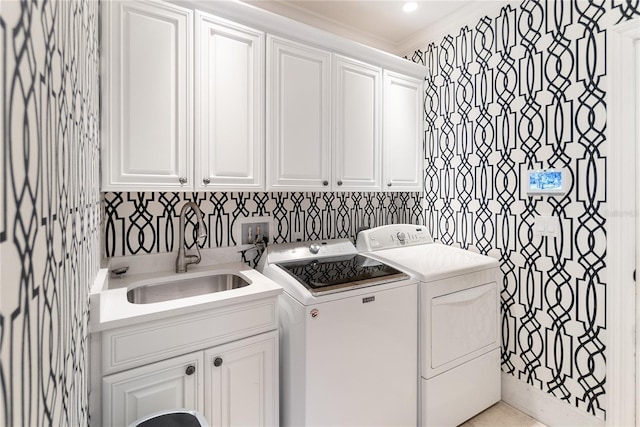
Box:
(103, 191), (424, 257)
(1, 0), (634, 425)
(410, 0), (640, 419)
(0, 1), (100, 425)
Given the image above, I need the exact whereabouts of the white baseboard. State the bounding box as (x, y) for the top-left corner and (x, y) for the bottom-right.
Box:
(501, 373), (605, 427)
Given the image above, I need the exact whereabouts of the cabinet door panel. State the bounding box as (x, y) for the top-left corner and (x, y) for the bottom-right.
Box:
(267, 36), (331, 190)
(103, 352), (203, 427)
(196, 13), (264, 190)
(383, 71), (423, 191)
(333, 55), (381, 191)
(103, 1), (192, 190)
(205, 331), (278, 427)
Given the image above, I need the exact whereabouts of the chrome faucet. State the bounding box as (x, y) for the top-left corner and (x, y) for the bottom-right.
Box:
(176, 202), (207, 273)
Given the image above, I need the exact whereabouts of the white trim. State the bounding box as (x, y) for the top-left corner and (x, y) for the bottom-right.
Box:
(396, 0), (519, 56)
(0, 0), (4, 299)
(239, 0), (400, 55)
(231, 0), (518, 58)
(606, 17), (640, 427)
(636, 35), (640, 427)
(501, 374), (604, 427)
(173, 0), (426, 78)
(100, 0), (111, 192)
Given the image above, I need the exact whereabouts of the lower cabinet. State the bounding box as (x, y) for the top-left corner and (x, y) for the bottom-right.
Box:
(205, 333), (277, 426)
(103, 351), (203, 426)
(103, 331), (278, 426)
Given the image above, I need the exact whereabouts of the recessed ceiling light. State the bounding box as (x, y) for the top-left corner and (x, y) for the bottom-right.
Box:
(403, 2), (418, 13)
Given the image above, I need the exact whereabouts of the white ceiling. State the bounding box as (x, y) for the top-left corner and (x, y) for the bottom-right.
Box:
(242, 0), (516, 56)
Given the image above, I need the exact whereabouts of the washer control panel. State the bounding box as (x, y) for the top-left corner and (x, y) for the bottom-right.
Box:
(356, 224), (433, 251)
(265, 238), (358, 263)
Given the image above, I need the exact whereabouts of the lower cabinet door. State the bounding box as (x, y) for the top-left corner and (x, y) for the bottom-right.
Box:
(204, 331), (278, 427)
(103, 351), (204, 427)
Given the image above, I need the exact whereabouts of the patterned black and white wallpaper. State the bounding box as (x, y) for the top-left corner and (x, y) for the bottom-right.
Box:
(410, 0), (640, 420)
(0, 1), (100, 426)
(103, 191), (424, 257)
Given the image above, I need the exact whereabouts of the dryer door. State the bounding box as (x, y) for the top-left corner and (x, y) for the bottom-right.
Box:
(423, 274), (499, 378)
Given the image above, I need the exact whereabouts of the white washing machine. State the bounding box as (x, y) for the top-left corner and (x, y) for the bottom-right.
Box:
(357, 225), (501, 427)
(257, 239), (418, 427)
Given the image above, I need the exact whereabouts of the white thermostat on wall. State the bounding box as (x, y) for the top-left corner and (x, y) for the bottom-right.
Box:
(526, 168), (569, 195)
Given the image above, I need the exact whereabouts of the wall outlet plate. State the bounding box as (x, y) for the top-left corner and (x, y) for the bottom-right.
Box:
(233, 216), (273, 245)
(241, 221), (269, 245)
(533, 215), (560, 238)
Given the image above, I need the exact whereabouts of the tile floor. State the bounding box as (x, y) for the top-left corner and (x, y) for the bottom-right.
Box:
(460, 401), (548, 426)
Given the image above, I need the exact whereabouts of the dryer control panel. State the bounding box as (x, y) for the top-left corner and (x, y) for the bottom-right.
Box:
(356, 224), (433, 251)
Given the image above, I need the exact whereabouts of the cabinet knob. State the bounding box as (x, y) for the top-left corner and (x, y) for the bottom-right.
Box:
(202, 178), (210, 185)
(322, 181), (329, 186)
(179, 177), (188, 185)
(185, 365), (196, 375)
(337, 181), (343, 186)
(213, 357), (223, 367)
(387, 182), (392, 187)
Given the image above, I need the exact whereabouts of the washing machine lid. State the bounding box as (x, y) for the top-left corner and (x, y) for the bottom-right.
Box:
(276, 254), (408, 296)
(367, 243), (499, 282)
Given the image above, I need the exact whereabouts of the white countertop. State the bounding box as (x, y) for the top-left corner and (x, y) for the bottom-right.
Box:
(90, 261), (283, 332)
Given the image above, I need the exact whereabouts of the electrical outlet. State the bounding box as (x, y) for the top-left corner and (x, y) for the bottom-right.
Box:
(533, 215), (560, 238)
(241, 222), (269, 245)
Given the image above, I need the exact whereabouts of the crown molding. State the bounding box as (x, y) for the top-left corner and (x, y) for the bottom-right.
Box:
(175, 0), (426, 77)
(247, 0), (400, 54)
(396, 0), (518, 57)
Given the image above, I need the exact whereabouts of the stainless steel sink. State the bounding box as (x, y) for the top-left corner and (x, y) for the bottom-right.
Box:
(127, 273), (251, 304)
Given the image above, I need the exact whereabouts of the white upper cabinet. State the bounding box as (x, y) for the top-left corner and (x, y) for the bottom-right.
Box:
(266, 35), (332, 191)
(101, 1), (426, 193)
(102, 1), (265, 192)
(195, 12), (264, 191)
(333, 55), (382, 191)
(102, 0), (193, 191)
(383, 71), (424, 192)
(267, 37), (422, 193)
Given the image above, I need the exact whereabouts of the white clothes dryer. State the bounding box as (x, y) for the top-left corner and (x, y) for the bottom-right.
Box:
(357, 224), (501, 427)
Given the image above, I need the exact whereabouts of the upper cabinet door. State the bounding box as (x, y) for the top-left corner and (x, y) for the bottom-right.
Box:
(102, 0), (193, 191)
(195, 13), (265, 191)
(267, 36), (332, 191)
(383, 71), (424, 192)
(333, 55), (382, 191)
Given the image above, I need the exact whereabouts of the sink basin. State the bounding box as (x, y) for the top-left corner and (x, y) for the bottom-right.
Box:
(127, 273), (251, 304)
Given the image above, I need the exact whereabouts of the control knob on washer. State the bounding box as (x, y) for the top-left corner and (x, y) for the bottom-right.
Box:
(397, 232), (406, 242)
(309, 243), (321, 254)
